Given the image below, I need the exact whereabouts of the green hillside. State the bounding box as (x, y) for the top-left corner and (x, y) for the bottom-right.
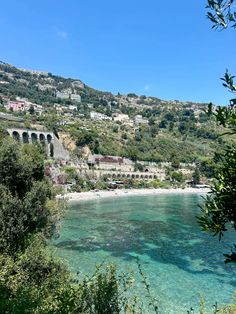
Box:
(0, 61), (234, 178)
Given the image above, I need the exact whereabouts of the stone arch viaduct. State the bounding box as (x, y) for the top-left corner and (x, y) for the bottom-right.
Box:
(7, 128), (54, 145)
(80, 169), (165, 181)
(7, 128), (70, 160)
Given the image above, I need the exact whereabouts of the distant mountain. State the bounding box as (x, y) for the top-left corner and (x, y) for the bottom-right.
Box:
(0, 61), (211, 111)
(0, 61), (229, 170)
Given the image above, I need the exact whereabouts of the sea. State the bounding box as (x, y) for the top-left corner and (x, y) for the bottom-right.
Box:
(52, 193), (236, 313)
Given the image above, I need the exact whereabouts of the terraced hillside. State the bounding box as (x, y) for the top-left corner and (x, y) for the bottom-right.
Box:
(0, 61), (234, 178)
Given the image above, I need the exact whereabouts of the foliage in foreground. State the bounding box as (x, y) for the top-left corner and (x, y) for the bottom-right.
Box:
(0, 139), (61, 255)
(198, 145), (236, 262)
(198, 0), (236, 264)
(0, 138), (147, 313)
(0, 242), (138, 314)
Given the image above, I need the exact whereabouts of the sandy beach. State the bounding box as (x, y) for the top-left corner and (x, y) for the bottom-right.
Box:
(58, 187), (210, 203)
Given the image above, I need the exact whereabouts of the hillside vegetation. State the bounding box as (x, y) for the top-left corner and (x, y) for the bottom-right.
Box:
(0, 61), (234, 175)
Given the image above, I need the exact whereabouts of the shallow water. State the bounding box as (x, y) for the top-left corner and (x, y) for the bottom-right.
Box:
(52, 193), (236, 313)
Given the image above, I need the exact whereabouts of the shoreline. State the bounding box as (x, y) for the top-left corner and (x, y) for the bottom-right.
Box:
(58, 187), (210, 203)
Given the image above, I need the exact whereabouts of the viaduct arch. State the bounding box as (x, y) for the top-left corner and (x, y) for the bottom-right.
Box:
(91, 170), (162, 181)
(7, 128), (70, 160)
(7, 128), (54, 144)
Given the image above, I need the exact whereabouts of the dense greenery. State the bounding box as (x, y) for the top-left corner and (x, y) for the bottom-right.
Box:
(0, 136), (174, 313)
(66, 115), (228, 168)
(0, 149), (54, 253)
(0, 138), (159, 313)
(198, 0), (236, 263)
(0, 61), (231, 170)
(198, 101), (236, 263)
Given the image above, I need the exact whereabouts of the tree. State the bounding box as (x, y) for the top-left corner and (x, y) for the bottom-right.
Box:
(206, 0), (236, 29)
(199, 158), (217, 178)
(0, 126), (8, 142)
(44, 114), (60, 137)
(150, 124), (159, 137)
(192, 168), (201, 185)
(49, 142), (54, 158)
(0, 138), (67, 312)
(0, 139), (60, 254)
(171, 155), (180, 169)
(198, 0), (236, 263)
(159, 119), (167, 128)
(121, 132), (128, 140)
(148, 116), (156, 126)
(28, 104), (35, 115)
(134, 162), (144, 172)
(64, 166), (78, 183)
(164, 112), (175, 122)
(127, 93), (138, 98)
(171, 171), (184, 183)
(127, 147), (138, 161)
(0, 138), (139, 313)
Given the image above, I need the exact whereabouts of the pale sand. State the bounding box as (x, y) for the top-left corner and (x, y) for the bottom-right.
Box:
(58, 187), (210, 203)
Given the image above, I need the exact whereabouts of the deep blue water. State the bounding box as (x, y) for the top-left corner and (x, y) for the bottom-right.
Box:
(52, 193), (236, 313)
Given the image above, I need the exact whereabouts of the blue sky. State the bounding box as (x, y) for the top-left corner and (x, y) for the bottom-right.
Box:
(0, 0), (235, 105)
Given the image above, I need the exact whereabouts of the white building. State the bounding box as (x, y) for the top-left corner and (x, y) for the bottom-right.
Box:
(90, 111), (112, 121)
(33, 104), (43, 115)
(56, 91), (70, 99)
(68, 105), (78, 111)
(70, 94), (81, 103)
(113, 113), (129, 122)
(112, 113), (134, 126)
(54, 103), (66, 113)
(56, 91), (81, 103)
(134, 115), (148, 125)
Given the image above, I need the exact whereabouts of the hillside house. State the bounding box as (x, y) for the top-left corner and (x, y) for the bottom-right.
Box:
(70, 94), (81, 102)
(134, 115), (148, 125)
(33, 104), (43, 115)
(68, 105), (78, 111)
(6, 100), (26, 112)
(56, 91), (70, 99)
(113, 113), (129, 122)
(88, 154), (134, 171)
(90, 111), (112, 121)
(56, 91), (81, 103)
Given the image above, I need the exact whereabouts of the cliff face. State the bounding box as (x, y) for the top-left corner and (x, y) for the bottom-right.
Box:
(53, 136), (70, 161)
(58, 132), (77, 152)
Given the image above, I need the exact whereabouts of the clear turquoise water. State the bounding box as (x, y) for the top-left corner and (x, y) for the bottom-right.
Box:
(52, 193), (236, 313)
